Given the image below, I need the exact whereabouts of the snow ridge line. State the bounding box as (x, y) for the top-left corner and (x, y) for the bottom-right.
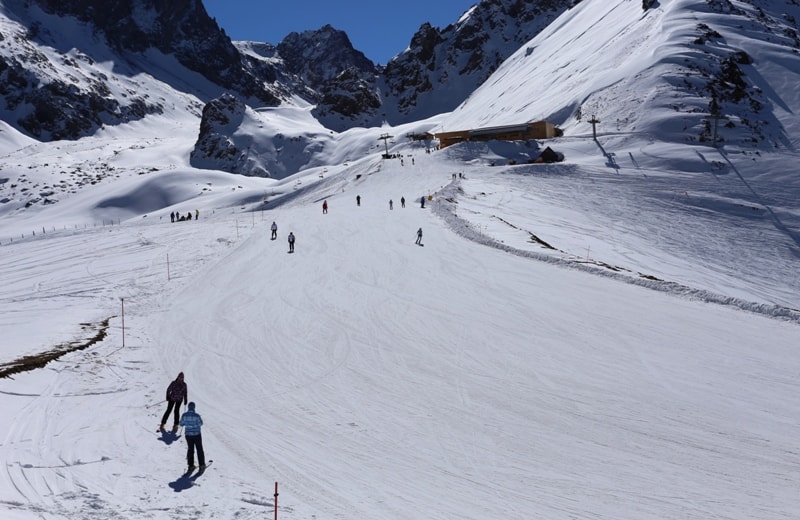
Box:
(432, 183), (800, 324)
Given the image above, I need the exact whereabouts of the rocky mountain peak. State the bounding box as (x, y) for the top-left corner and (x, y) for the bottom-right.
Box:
(277, 24), (376, 89)
(24, 0), (280, 104)
(375, 0), (575, 124)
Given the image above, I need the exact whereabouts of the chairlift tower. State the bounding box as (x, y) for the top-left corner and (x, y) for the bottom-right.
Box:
(588, 115), (600, 140)
(378, 133), (393, 157)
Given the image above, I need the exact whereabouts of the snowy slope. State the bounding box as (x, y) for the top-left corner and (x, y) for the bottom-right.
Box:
(0, 0), (798, 518)
(0, 137), (798, 519)
(441, 0), (800, 148)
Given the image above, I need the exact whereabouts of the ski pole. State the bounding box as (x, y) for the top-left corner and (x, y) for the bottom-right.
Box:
(146, 399), (166, 409)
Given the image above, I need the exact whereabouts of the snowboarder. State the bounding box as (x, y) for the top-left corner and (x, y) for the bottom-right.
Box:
(179, 402), (206, 472)
(322, 200), (328, 214)
(415, 227), (423, 245)
(271, 221), (278, 240)
(160, 372), (187, 432)
(288, 232), (295, 253)
(401, 197), (405, 208)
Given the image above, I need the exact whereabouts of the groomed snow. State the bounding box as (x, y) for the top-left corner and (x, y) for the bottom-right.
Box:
(1, 0), (799, 517)
(0, 124), (798, 519)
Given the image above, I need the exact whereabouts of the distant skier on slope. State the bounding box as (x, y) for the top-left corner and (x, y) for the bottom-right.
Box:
(160, 372), (187, 432)
(179, 402), (206, 472)
(271, 221), (278, 240)
(415, 227), (423, 245)
(288, 232), (295, 253)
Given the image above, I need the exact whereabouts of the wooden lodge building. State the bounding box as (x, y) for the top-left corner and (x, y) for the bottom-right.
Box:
(435, 121), (559, 149)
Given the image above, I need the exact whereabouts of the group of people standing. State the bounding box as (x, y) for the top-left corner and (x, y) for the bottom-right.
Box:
(159, 372), (207, 473)
(170, 210), (198, 223)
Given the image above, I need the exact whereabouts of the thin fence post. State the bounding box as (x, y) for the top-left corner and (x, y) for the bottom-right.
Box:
(121, 298), (125, 348)
(274, 481), (279, 520)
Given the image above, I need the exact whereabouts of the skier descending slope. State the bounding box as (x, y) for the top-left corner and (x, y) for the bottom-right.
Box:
(159, 372), (187, 432)
(179, 402), (206, 472)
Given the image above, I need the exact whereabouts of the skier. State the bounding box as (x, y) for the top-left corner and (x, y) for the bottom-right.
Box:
(420, 196), (425, 208)
(170, 211), (175, 223)
(389, 199), (393, 210)
(322, 200), (328, 214)
(401, 196), (405, 208)
(415, 227), (423, 245)
(160, 372), (187, 432)
(288, 232), (295, 253)
(271, 221), (278, 240)
(356, 195), (361, 206)
(195, 209), (199, 220)
(179, 402), (206, 472)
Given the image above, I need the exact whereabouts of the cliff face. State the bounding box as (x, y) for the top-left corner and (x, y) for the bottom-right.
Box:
(25, 0), (280, 103)
(272, 0), (573, 130)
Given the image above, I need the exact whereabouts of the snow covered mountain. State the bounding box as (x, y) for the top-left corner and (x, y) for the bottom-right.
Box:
(0, 1), (799, 518)
(0, 0), (282, 140)
(442, 0), (800, 152)
(0, 0), (575, 141)
(0, 0), (797, 180)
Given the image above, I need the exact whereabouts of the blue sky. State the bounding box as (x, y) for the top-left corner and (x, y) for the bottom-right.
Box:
(201, 0), (478, 64)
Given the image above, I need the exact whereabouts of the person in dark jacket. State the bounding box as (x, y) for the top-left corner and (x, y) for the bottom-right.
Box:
(179, 401), (206, 472)
(288, 232), (295, 253)
(160, 372), (187, 432)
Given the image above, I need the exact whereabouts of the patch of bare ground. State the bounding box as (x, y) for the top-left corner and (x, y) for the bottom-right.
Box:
(0, 318), (110, 378)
